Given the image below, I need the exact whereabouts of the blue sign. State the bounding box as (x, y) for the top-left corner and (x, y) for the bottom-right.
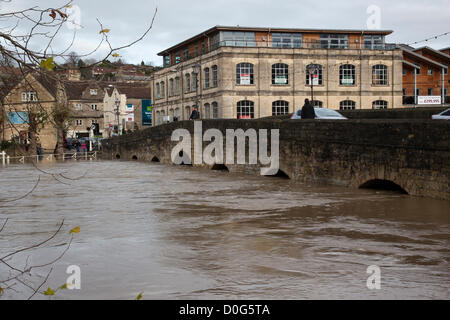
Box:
(7, 111), (29, 124)
(142, 99), (152, 126)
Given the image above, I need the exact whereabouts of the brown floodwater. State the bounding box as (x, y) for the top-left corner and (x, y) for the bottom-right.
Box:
(0, 160), (449, 299)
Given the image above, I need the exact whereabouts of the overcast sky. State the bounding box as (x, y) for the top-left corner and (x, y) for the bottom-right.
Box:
(2, 0), (450, 66)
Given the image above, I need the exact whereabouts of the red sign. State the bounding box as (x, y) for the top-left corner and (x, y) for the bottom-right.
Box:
(238, 115), (252, 119)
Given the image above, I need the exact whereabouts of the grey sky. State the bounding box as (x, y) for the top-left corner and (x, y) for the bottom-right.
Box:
(2, 0), (450, 65)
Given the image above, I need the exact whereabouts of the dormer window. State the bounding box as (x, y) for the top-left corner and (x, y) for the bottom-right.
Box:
(21, 91), (37, 102)
(90, 89), (98, 95)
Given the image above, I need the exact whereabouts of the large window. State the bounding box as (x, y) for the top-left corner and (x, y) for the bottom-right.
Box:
(156, 111), (160, 125)
(169, 79), (174, 97)
(163, 55), (170, 67)
(204, 103), (211, 119)
(21, 91), (37, 102)
(175, 77), (181, 95)
(212, 102), (219, 119)
(204, 68), (210, 89)
(373, 100), (388, 109)
(236, 63), (254, 85)
(212, 65), (218, 87)
(364, 35), (385, 49)
(340, 100), (356, 110)
(306, 64), (323, 85)
(192, 73), (198, 91)
(320, 34), (348, 49)
(237, 100), (254, 119)
(185, 74), (191, 92)
(156, 83), (160, 99)
(340, 64), (356, 85)
(272, 63), (289, 85)
(221, 31), (256, 47)
(272, 101), (289, 115)
(312, 100), (323, 108)
(160, 81), (165, 98)
(185, 106), (191, 120)
(372, 65), (388, 85)
(174, 51), (181, 64)
(272, 33), (302, 48)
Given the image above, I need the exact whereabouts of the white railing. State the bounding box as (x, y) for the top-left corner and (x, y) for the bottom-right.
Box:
(1, 151), (99, 165)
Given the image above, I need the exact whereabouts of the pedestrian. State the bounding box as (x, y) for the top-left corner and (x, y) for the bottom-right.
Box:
(81, 141), (87, 153)
(189, 107), (200, 120)
(301, 98), (316, 119)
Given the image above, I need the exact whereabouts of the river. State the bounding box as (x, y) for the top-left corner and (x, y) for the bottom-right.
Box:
(0, 160), (448, 299)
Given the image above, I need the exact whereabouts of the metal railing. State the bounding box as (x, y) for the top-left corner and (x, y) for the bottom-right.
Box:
(165, 41), (396, 67)
(1, 150), (99, 165)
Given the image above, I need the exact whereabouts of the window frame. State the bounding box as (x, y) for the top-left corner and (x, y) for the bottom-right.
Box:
(339, 64), (356, 86)
(372, 64), (388, 85)
(339, 100), (356, 110)
(236, 63), (254, 85)
(272, 100), (289, 115)
(372, 100), (388, 109)
(306, 64), (323, 86)
(272, 63), (289, 85)
(237, 100), (255, 119)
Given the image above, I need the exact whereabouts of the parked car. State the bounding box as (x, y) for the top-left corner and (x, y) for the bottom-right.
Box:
(431, 108), (450, 120)
(291, 108), (348, 120)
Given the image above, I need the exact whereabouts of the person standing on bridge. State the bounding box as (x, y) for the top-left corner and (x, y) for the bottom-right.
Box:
(301, 99), (316, 119)
(190, 107), (200, 120)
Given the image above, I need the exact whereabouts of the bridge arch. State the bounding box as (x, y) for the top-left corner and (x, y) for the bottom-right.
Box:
(359, 179), (408, 194)
(211, 164), (229, 172)
(115, 154), (121, 160)
(132, 155), (138, 160)
(151, 156), (160, 162)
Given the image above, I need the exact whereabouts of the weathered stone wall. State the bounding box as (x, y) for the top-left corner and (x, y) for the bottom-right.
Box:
(101, 119), (450, 200)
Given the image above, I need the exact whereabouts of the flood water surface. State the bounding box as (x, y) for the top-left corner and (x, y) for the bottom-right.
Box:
(0, 161), (449, 299)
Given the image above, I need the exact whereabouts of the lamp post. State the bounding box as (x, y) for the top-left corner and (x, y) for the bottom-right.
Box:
(115, 98), (120, 135)
(307, 64), (321, 105)
(192, 63), (201, 115)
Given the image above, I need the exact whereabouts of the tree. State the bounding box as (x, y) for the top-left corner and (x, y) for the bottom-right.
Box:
(0, 0), (157, 298)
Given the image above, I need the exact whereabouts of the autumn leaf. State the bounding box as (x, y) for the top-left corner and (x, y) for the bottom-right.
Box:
(136, 292), (143, 300)
(112, 53), (120, 58)
(0, 286), (4, 295)
(69, 226), (80, 234)
(59, 283), (68, 290)
(40, 57), (56, 71)
(49, 10), (56, 19)
(56, 10), (68, 19)
(66, 5), (72, 8)
(99, 29), (110, 34)
(44, 287), (55, 296)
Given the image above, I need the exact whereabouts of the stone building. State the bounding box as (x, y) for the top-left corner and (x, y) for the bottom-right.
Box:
(103, 84), (151, 137)
(151, 26), (403, 125)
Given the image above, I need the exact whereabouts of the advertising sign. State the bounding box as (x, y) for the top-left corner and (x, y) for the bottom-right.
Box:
(275, 75), (287, 85)
(418, 96), (441, 105)
(126, 104), (134, 113)
(341, 76), (354, 85)
(310, 74), (319, 86)
(240, 73), (251, 85)
(142, 99), (152, 126)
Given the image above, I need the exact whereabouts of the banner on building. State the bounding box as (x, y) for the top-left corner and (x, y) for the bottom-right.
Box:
(240, 73), (251, 85)
(126, 104), (134, 113)
(418, 96), (441, 105)
(142, 99), (152, 126)
(274, 75), (287, 85)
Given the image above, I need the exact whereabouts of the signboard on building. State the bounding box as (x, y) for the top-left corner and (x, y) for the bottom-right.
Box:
(126, 104), (134, 113)
(310, 74), (319, 86)
(418, 96), (441, 105)
(341, 76), (353, 85)
(240, 73), (251, 85)
(142, 99), (152, 126)
(275, 75), (287, 85)
(126, 113), (135, 122)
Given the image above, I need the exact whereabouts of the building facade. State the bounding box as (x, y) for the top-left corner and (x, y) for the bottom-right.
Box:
(401, 46), (449, 105)
(151, 26), (403, 125)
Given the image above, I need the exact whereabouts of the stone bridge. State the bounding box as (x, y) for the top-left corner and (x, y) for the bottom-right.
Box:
(101, 119), (450, 200)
